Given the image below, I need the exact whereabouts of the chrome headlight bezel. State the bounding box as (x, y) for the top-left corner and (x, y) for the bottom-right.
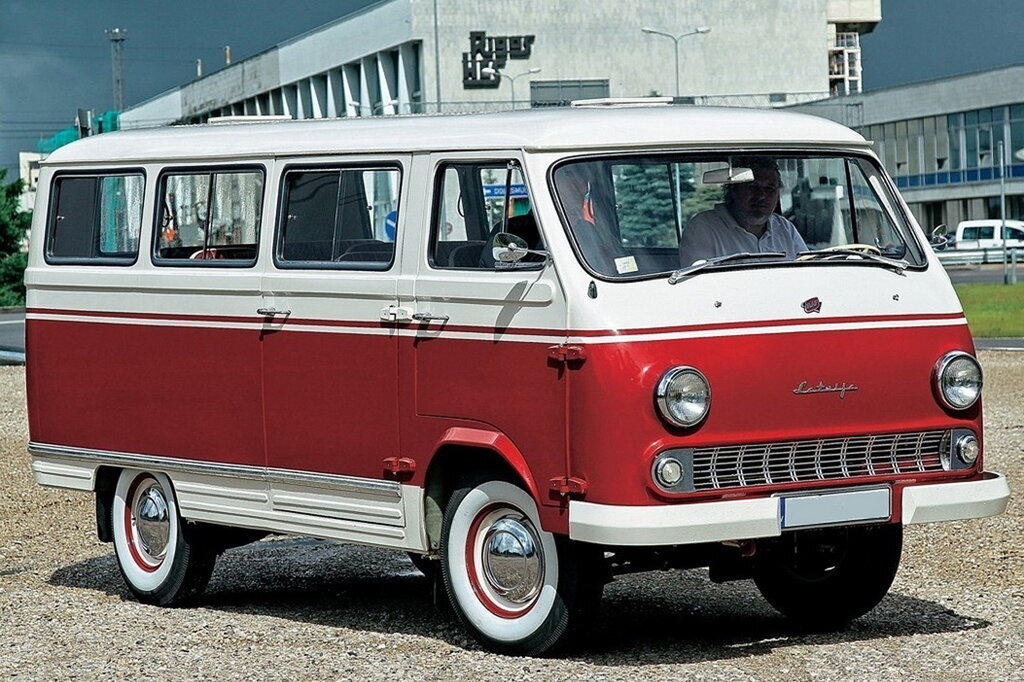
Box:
(655, 366), (711, 428)
(933, 351), (983, 411)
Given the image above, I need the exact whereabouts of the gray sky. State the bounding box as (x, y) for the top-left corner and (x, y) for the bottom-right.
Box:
(1, 0), (1023, 177)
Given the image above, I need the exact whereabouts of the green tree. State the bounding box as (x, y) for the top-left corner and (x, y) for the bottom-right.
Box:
(614, 162), (698, 247)
(0, 169), (31, 307)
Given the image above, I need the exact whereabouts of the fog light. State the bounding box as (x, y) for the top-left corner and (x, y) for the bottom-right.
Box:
(956, 434), (979, 466)
(655, 457), (684, 487)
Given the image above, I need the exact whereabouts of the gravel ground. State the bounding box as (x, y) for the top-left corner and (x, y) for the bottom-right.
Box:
(0, 355), (1020, 681)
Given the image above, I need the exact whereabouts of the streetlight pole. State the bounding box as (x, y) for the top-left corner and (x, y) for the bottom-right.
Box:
(641, 25), (709, 231)
(641, 25), (710, 97)
(432, 0), (441, 113)
(999, 140), (1010, 284)
(481, 67), (541, 109)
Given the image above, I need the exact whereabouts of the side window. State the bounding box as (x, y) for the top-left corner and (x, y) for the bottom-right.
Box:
(155, 169), (263, 265)
(277, 166), (400, 270)
(47, 172), (144, 264)
(1007, 227), (1024, 241)
(962, 227), (979, 240)
(978, 225), (996, 240)
(430, 162), (541, 270)
(845, 161), (903, 254)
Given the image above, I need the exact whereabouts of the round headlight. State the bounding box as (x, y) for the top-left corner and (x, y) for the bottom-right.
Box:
(956, 434), (979, 465)
(655, 366), (711, 427)
(934, 352), (983, 410)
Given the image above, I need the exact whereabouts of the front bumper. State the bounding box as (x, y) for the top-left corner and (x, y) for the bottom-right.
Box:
(568, 471), (1010, 546)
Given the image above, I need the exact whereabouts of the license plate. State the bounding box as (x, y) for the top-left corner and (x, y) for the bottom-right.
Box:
(779, 487), (891, 529)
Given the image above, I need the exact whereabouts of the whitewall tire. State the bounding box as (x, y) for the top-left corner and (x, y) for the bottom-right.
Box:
(440, 479), (599, 655)
(111, 469), (216, 605)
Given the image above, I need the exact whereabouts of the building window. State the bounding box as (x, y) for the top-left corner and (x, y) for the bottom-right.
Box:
(529, 79), (609, 107)
(46, 172), (144, 264)
(155, 169), (263, 265)
(276, 166), (400, 270)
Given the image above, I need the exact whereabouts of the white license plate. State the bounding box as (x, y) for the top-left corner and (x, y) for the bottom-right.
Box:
(779, 487), (891, 529)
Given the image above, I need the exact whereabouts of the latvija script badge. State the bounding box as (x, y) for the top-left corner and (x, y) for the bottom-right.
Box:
(793, 380), (859, 399)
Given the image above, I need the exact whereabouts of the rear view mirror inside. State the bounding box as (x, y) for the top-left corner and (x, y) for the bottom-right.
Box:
(702, 166), (754, 184)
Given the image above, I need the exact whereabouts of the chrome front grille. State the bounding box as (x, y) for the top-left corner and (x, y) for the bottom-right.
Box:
(690, 430), (948, 491)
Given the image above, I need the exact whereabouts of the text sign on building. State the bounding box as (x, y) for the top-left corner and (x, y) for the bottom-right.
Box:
(463, 31), (536, 89)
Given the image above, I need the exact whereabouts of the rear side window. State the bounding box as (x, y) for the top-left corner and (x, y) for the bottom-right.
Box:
(46, 172), (144, 264)
(155, 169), (263, 265)
(276, 166), (400, 270)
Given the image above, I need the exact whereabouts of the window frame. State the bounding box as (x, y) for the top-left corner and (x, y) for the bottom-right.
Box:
(427, 159), (544, 272)
(151, 163), (266, 269)
(44, 168), (147, 266)
(272, 161), (404, 272)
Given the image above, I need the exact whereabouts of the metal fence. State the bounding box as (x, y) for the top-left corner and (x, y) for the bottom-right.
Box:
(936, 247), (1023, 283)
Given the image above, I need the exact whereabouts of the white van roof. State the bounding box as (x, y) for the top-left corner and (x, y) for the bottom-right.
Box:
(43, 106), (868, 166)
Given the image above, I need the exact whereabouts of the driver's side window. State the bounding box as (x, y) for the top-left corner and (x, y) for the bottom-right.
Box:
(429, 161), (541, 270)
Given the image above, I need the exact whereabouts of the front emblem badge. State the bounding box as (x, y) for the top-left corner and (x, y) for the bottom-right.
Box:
(801, 297), (822, 314)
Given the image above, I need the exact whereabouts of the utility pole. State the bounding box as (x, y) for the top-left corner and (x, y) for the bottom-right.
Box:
(106, 28), (128, 111)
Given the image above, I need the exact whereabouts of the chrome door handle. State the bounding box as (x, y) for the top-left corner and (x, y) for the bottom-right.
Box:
(411, 312), (449, 323)
(257, 307), (291, 316)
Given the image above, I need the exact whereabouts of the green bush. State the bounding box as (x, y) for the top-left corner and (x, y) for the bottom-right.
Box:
(0, 169), (30, 307)
(0, 251), (27, 307)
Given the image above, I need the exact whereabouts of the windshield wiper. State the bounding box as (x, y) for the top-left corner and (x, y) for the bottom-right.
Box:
(797, 249), (909, 273)
(668, 252), (786, 284)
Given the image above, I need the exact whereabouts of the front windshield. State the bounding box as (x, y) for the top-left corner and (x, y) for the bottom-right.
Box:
(551, 152), (925, 279)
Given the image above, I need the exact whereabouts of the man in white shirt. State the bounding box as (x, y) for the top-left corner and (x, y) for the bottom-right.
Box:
(679, 157), (807, 265)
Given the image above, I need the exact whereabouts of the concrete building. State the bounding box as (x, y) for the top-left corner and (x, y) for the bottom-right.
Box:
(17, 152), (41, 214)
(120, 0), (880, 128)
(794, 64), (1024, 229)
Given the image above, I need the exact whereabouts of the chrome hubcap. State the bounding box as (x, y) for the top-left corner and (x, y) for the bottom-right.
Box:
(135, 484), (170, 559)
(481, 514), (543, 604)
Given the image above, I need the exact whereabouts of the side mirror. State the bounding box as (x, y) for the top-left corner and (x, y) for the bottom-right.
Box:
(492, 232), (547, 265)
(930, 224), (949, 250)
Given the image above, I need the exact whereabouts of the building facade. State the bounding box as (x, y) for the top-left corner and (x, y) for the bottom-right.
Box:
(794, 64), (1024, 229)
(119, 0), (880, 128)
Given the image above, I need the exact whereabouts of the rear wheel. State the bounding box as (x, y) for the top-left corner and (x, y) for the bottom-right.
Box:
(754, 523), (902, 628)
(439, 479), (600, 655)
(111, 469), (217, 605)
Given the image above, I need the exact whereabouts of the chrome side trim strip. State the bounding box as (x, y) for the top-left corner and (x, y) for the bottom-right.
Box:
(28, 442), (401, 499)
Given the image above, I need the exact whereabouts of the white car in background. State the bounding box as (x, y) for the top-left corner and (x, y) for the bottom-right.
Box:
(952, 219), (1024, 249)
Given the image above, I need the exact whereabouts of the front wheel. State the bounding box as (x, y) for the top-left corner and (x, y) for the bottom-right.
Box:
(111, 469), (217, 605)
(439, 479), (600, 655)
(754, 523), (902, 629)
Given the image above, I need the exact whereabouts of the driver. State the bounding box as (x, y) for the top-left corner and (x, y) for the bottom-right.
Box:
(679, 156), (807, 265)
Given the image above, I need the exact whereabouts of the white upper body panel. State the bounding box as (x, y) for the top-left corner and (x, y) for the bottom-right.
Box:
(32, 105), (963, 337)
(42, 106), (869, 166)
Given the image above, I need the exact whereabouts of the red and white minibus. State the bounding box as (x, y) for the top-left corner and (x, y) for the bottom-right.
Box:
(26, 103), (1009, 655)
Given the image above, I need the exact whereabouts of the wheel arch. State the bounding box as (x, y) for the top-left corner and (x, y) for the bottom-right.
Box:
(422, 427), (541, 551)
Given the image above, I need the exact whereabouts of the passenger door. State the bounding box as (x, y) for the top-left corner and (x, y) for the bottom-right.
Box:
(261, 157), (407, 479)
(408, 154), (570, 504)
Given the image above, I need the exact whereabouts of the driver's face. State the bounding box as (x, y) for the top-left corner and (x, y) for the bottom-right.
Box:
(729, 168), (781, 229)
